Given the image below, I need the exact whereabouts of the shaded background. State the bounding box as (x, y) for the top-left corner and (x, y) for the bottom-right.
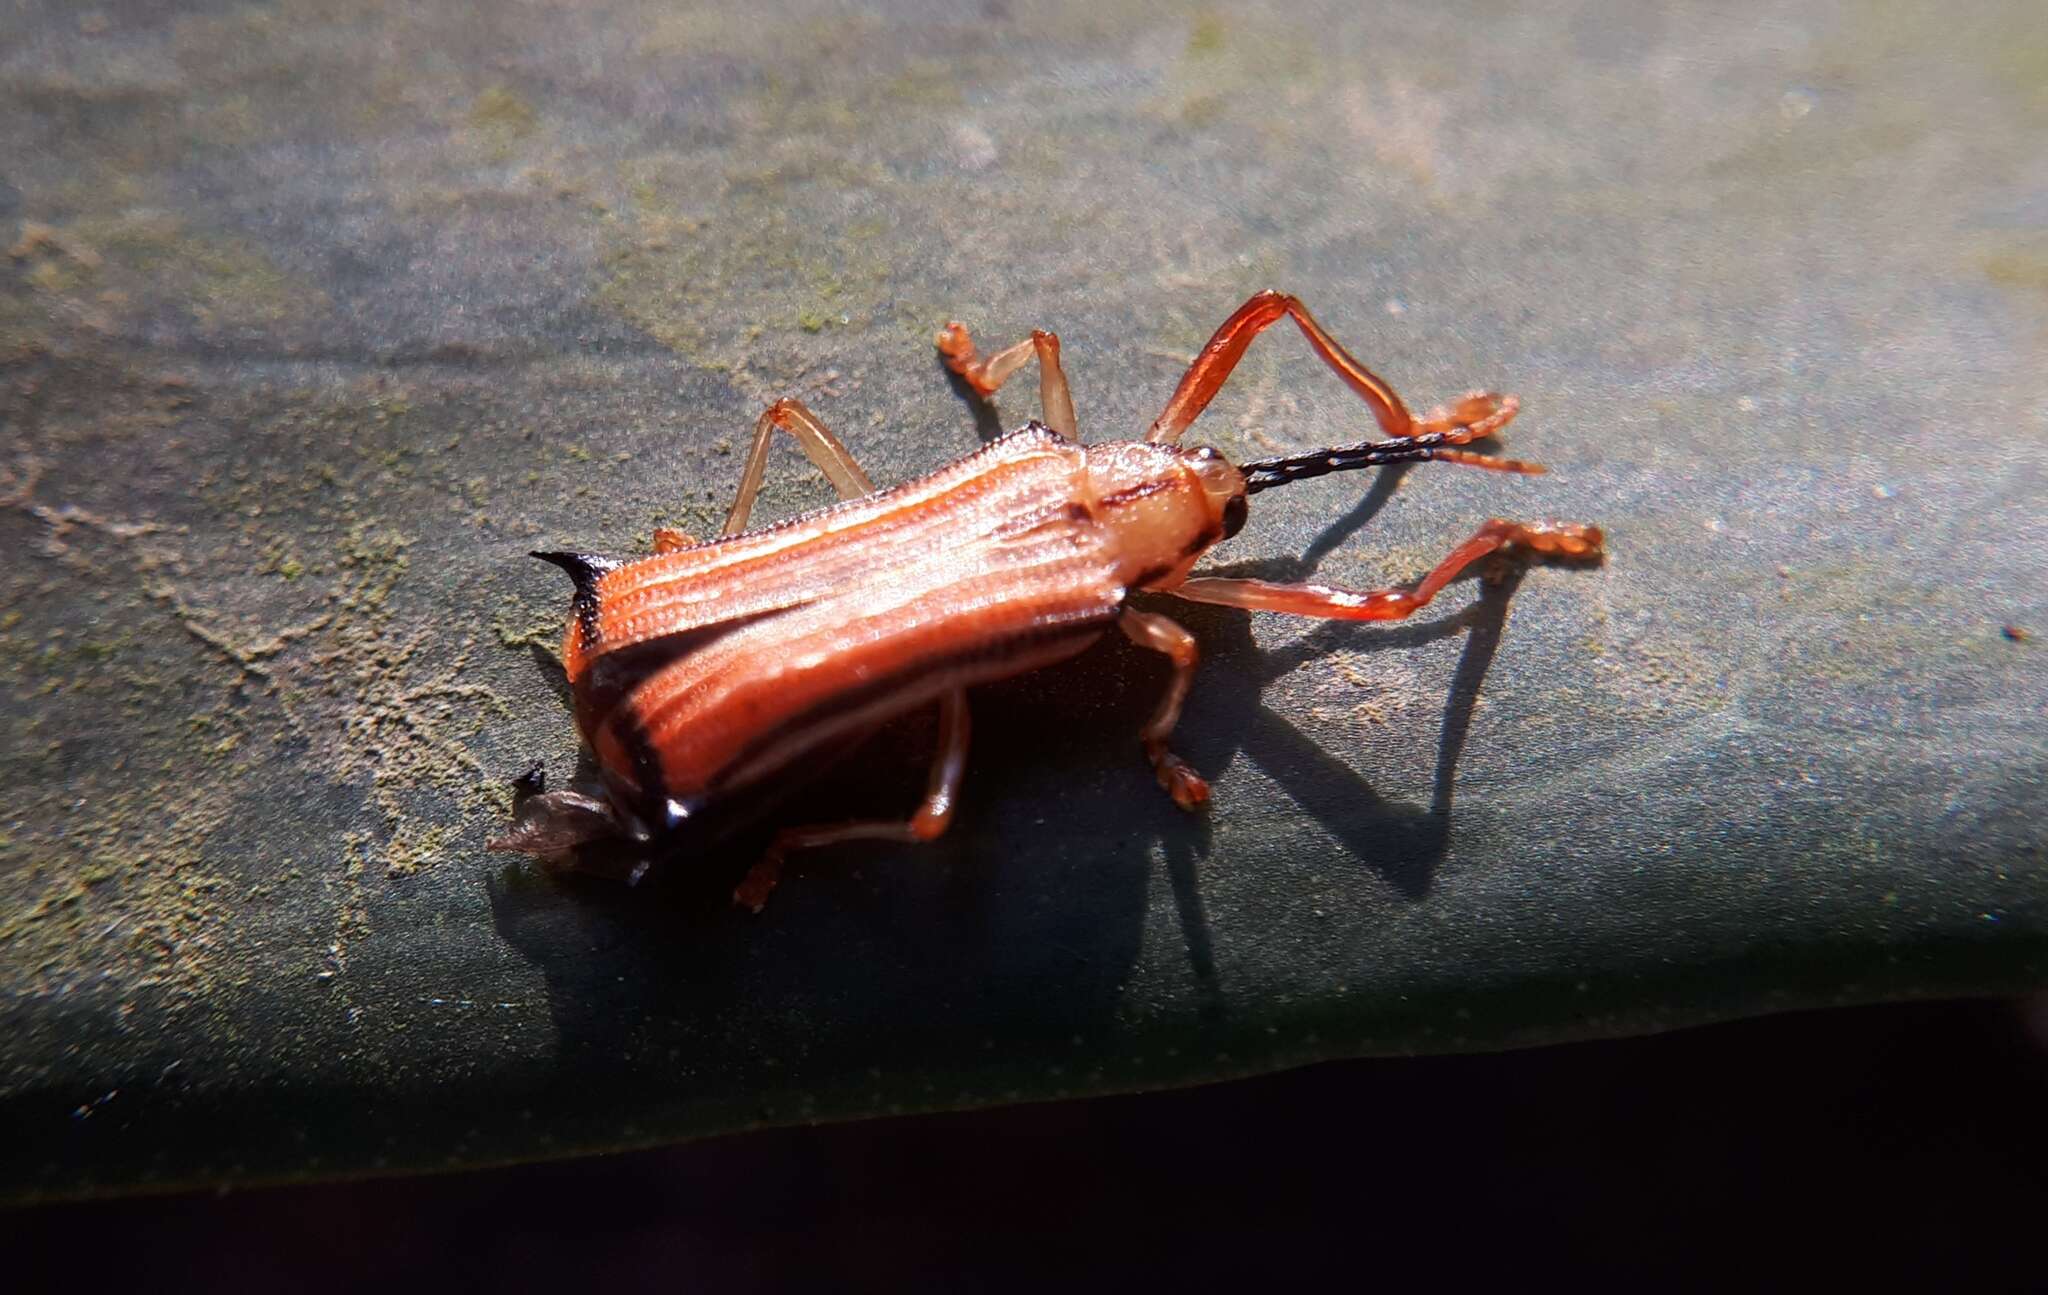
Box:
(3, 0), (2044, 1203)
(11, 1000), (2048, 1286)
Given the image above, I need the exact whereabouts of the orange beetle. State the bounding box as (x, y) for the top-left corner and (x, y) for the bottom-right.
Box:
(491, 291), (1604, 909)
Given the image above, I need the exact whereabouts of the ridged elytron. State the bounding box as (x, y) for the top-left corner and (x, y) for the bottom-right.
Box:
(491, 291), (1605, 909)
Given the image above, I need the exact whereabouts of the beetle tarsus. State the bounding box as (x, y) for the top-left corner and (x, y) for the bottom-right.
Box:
(1151, 746), (1211, 810)
(734, 853), (784, 913)
(652, 527), (698, 553)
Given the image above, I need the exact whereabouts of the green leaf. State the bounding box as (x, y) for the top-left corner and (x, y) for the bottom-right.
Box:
(2, 0), (2043, 1201)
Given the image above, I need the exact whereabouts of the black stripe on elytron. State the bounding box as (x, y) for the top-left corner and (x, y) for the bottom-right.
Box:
(699, 607), (1122, 808)
(586, 605), (806, 824)
(581, 605), (798, 724)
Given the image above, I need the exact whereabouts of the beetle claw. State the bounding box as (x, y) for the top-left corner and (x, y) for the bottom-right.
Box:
(1155, 754), (1211, 811)
(733, 853), (784, 913)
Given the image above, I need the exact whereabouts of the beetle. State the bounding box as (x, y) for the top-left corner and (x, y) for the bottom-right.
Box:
(490, 290), (1605, 909)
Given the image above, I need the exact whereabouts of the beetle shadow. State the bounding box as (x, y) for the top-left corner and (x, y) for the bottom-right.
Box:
(527, 641), (574, 711)
(1298, 463), (1410, 568)
(1158, 805), (1224, 1020)
(1157, 563), (1521, 900)
(1165, 471), (1540, 899)
(482, 479), (1551, 1097)
(482, 637), (1183, 1106)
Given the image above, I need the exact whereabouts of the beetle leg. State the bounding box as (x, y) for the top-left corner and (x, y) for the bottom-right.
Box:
(1145, 289), (1515, 449)
(1117, 608), (1210, 810)
(733, 687), (972, 912)
(1169, 519), (1606, 621)
(722, 397), (877, 535)
(934, 323), (1078, 440)
(651, 527), (697, 553)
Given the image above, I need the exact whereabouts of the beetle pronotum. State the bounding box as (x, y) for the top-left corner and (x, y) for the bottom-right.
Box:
(491, 291), (1605, 909)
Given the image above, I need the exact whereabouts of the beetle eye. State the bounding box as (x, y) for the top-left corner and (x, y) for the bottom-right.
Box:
(1193, 446), (1222, 463)
(1221, 493), (1249, 540)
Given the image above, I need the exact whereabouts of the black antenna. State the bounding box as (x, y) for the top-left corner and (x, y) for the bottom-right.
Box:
(1238, 429), (1538, 495)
